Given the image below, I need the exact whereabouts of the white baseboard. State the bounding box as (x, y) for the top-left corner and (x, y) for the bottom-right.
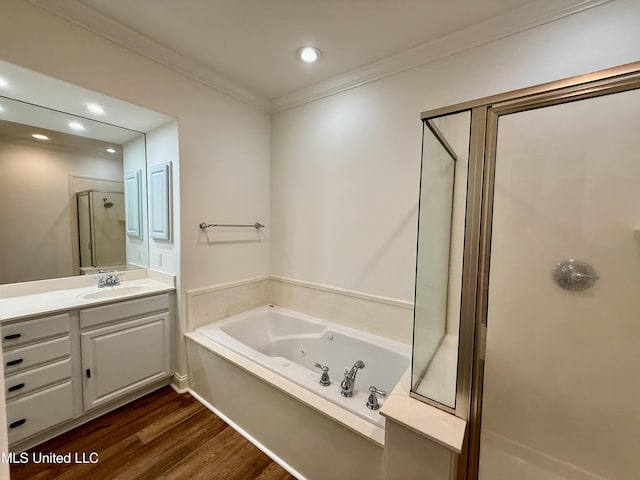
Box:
(170, 372), (189, 393)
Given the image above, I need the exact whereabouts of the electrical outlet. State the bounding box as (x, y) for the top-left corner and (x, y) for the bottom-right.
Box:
(156, 253), (163, 268)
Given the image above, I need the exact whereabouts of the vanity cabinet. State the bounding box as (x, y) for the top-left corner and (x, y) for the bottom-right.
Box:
(80, 294), (171, 410)
(2, 313), (74, 445)
(1, 291), (173, 450)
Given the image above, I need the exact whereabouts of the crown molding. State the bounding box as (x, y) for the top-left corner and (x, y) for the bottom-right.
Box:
(28, 0), (612, 115)
(271, 0), (613, 112)
(27, 0), (272, 113)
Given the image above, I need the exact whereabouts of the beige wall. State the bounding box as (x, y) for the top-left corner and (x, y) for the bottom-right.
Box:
(146, 121), (180, 277)
(1, 0), (638, 320)
(0, 0), (271, 296)
(270, 0), (640, 315)
(0, 138), (123, 284)
(123, 134), (148, 268)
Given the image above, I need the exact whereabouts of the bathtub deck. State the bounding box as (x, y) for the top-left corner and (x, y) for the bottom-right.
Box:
(9, 386), (296, 480)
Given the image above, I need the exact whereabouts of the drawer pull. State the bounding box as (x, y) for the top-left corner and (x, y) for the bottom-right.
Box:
(6, 358), (23, 367)
(86, 368), (91, 379)
(3, 333), (22, 340)
(8, 383), (25, 392)
(9, 419), (26, 429)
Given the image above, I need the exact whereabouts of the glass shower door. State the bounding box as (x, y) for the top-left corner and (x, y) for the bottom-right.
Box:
(478, 88), (640, 480)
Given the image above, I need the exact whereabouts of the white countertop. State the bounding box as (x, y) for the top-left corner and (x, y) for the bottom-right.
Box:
(0, 269), (175, 322)
(379, 368), (466, 453)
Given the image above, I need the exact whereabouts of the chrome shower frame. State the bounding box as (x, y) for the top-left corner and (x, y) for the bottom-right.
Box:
(417, 61), (640, 480)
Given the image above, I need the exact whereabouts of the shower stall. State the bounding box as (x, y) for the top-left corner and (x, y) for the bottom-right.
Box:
(412, 62), (640, 479)
(76, 190), (126, 272)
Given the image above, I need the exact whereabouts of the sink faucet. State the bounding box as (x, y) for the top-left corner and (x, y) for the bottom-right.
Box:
(97, 271), (122, 288)
(340, 360), (365, 397)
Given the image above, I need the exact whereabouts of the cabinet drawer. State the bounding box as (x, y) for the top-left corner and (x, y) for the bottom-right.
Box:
(80, 294), (169, 330)
(3, 337), (70, 375)
(2, 313), (70, 348)
(7, 381), (74, 445)
(5, 358), (72, 400)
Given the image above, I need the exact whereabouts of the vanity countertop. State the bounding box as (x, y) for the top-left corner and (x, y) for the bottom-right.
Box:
(0, 269), (175, 322)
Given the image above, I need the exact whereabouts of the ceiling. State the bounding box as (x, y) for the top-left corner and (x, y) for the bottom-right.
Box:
(0, 59), (171, 134)
(0, 94), (143, 145)
(32, 0), (601, 111)
(0, 119), (125, 161)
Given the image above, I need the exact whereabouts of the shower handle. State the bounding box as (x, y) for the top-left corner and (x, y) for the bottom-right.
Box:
(552, 260), (599, 291)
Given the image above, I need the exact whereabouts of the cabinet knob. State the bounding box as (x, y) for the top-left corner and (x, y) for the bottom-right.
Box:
(86, 368), (91, 379)
(3, 333), (21, 340)
(8, 383), (25, 392)
(6, 358), (23, 367)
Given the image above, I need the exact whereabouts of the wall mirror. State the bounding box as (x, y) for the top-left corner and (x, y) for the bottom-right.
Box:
(411, 109), (470, 410)
(0, 97), (148, 284)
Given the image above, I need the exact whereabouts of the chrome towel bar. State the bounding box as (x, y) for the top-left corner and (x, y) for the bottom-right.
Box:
(199, 222), (265, 229)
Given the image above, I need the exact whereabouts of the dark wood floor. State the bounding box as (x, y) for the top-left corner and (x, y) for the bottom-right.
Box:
(10, 386), (296, 480)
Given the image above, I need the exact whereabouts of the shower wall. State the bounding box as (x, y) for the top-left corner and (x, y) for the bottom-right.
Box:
(479, 88), (640, 479)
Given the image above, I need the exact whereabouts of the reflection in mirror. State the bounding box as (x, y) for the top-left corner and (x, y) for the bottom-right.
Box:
(411, 110), (470, 409)
(0, 95), (148, 284)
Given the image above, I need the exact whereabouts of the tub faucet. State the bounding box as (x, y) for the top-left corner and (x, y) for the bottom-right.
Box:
(366, 386), (387, 410)
(314, 363), (331, 386)
(340, 360), (365, 397)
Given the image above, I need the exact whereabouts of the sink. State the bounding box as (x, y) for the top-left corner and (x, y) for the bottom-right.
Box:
(81, 285), (154, 300)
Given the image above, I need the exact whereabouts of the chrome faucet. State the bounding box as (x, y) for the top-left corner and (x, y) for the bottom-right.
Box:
(366, 386), (387, 410)
(314, 363), (331, 386)
(97, 271), (122, 288)
(340, 360), (365, 397)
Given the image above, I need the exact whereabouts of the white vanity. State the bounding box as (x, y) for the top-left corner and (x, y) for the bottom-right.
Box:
(0, 270), (175, 452)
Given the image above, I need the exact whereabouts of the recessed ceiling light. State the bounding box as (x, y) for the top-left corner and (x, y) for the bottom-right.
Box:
(0, 77), (8, 88)
(32, 134), (49, 141)
(68, 121), (85, 131)
(106, 148), (117, 154)
(297, 46), (322, 64)
(86, 103), (105, 115)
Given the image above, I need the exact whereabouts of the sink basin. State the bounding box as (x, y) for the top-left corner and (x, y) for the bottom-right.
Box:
(81, 285), (153, 300)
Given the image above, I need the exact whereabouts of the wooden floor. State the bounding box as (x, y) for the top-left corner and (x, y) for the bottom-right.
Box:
(10, 386), (296, 480)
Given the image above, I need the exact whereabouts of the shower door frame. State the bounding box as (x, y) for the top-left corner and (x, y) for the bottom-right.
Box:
(419, 60), (640, 480)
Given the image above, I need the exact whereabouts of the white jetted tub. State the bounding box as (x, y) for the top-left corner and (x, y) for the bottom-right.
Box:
(186, 304), (411, 479)
(194, 305), (410, 427)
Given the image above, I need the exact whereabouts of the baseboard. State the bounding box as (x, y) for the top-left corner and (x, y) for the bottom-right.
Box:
(188, 388), (306, 480)
(170, 372), (189, 393)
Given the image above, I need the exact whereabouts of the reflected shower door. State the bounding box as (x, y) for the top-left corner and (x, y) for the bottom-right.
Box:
(478, 88), (640, 479)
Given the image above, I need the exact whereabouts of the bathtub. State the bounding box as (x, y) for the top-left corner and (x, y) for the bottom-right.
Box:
(186, 304), (411, 479)
(194, 305), (410, 427)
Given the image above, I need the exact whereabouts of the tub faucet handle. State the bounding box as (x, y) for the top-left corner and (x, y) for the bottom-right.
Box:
(366, 386), (387, 410)
(314, 363), (331, 387)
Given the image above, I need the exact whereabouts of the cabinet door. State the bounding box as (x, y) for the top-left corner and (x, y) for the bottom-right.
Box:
(81, 312), (170, 410)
